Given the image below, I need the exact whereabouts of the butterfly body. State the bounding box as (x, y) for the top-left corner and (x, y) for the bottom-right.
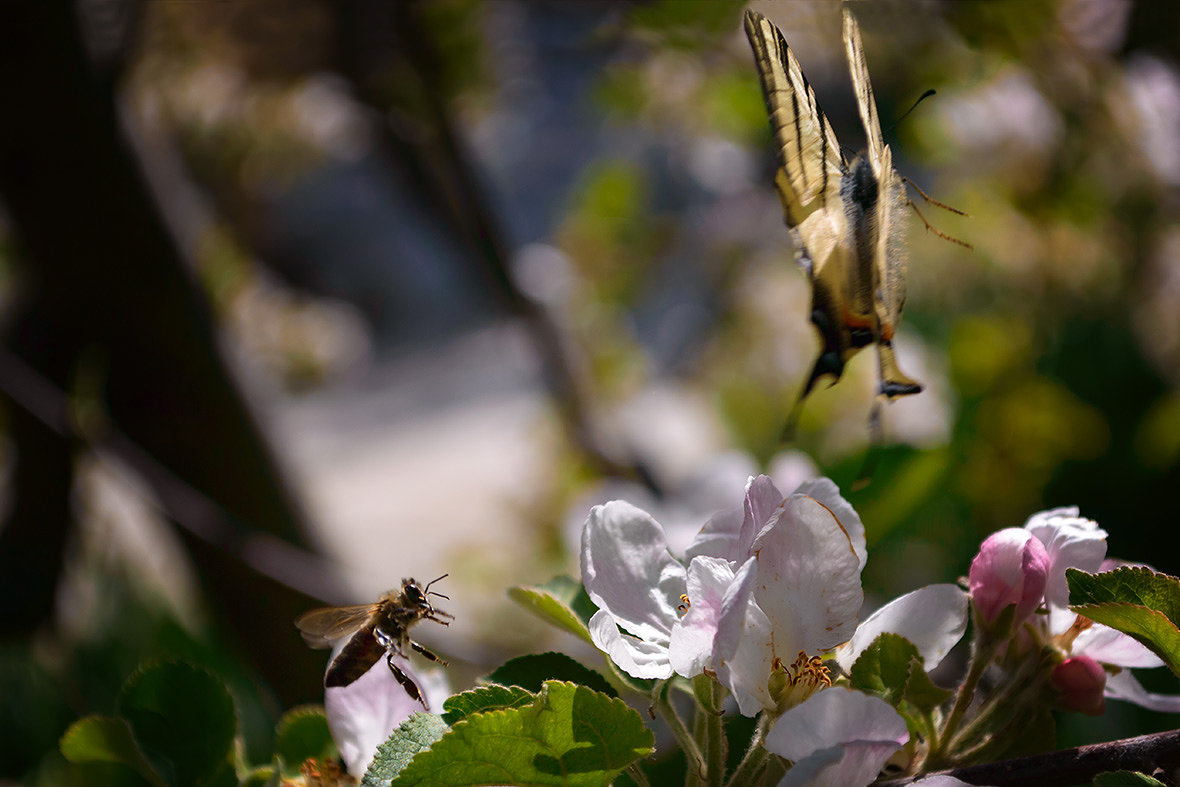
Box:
(296, 575), (453, 705)
(745, 9), (922, 418)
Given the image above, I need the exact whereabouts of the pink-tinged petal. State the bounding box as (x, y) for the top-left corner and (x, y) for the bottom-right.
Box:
(581, 501), (684, 645)
(1052, 655), (1107, 715)
(325, 656), (449, 777)
(1023, 508), (1107, 610)
(685, 505), (744, 563)
(739, 474), (786, 555)
(1073, 623), (1165, 668)
(1104, 669), (1180, 712)
(669, 556), (735, 677)
(837, 585), (968, 673)
(794, 478), (867, 570)
(767, 689), (907, 787)
(751, 494), (864, 654)
(588, 609), (673, 679)
(969, 528), (1049, 627)
(713, 557), (777, 715)
(912, 777), (983, 786)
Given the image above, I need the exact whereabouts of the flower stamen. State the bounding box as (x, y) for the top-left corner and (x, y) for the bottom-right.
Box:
(770, 651), (832, 713)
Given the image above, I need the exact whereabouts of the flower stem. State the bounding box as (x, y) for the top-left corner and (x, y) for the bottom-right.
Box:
(626, 762), (652, 787)
(925, 623), (1004, 769)
(693, 675), (726, 787)
(949, 654), (1050, 758)
(654, 684), (705, 785)
(724, 714), (770, 787)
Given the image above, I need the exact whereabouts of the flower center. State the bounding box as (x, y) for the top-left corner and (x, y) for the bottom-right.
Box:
(769, 651), (832, 713)
(677, 594), (690, 614)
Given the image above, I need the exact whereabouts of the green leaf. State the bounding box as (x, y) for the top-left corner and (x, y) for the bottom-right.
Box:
(508, 579), (596, 644)
(115, 660), (237, 787)
(361, 713), (450, 787)
(238, 764), (277, 787)
(849, 633), (919, 706)
(60, 716), (161, 785)
(442, 685), (535, 725)
(1093, 771), (1167, 786)
(390, 681), (654, 786)
(1068, 568), (1180, 676)
(273, 705), (336, 777)
(487, 652), (617, 698)
(903, 659), (953, 713)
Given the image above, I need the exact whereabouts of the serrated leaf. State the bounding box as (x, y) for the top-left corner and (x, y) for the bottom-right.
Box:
(442, 685), (535, 725)
(390, 681), (654, 786)
(1068, 568), (1180, 677)
(487, 652), (617, 698)
(903, 659), (952, 713)
(60, 716), (161, 785)
(508, 584), (595, 644)
(115, 660), (237, 787)
(1093, 771), (1167, 786)
(274, 705), (336, 778)
(848, 633), (920, 706)
(361, 713), (450, 787)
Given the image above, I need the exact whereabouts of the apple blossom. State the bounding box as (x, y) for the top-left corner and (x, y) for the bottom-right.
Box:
(1051, 655), (1107, 716)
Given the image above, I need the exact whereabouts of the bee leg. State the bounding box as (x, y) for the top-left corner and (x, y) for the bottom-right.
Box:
(386, 654), (427, 709)
(410, 640), (448, 666)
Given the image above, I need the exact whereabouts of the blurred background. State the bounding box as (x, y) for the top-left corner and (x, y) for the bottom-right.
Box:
(1, 0), (1178, 780)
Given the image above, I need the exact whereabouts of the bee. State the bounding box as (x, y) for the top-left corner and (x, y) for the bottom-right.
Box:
(296, 575), (453, 706)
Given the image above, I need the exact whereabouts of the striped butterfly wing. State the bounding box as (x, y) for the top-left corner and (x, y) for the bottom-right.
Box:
(843, 9), (920, 397)
(743, 9), (850, 282)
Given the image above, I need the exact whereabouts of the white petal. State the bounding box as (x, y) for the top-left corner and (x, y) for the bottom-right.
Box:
(837, 585), (968, 672)
(1074, 624), (1164, 668)
(794, 478), (867, 570)
(751, 494), (864, 654)
(740, 474), (786, 554)
(669, 556), (735, 677)
(580, 501), (684, 645)
(325, 655), (449, 777)
(1024, 508), (1107, 610)
(713, 557), (776, 715)
(767, 689), (907, 787)
(685, 505), (744, 563)
(1105, 669), (1180, 712)
(778, 742), (906, 787)
(588, 609), (673, 679)
(912, 777), (984, 786)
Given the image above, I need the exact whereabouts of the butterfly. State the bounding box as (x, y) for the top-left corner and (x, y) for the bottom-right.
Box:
(744, 8), (957, 433)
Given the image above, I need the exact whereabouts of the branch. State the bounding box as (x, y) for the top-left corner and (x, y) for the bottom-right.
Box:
(878, 729), (1180, 786)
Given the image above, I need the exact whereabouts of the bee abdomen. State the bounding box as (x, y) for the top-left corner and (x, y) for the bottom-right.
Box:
(325, 627), (385, 688)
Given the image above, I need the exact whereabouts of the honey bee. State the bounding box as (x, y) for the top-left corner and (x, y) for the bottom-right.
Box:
(295, 575), (453, 706)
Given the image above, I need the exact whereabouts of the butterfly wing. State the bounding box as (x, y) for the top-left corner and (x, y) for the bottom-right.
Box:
(843, 9), (921, 399)
(295, 603), (378, 649)
(743, 10), (849, 262)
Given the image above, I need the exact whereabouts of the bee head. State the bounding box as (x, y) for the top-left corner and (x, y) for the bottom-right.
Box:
(401, 574), (451, 610)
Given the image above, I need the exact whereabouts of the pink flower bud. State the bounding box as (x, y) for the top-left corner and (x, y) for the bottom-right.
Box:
(1052, 655), (1107, 715)
(969, 528), (1049, 628)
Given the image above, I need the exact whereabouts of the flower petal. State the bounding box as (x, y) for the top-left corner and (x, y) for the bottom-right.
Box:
(669, 556), (735, 677)
(767, 688), (907, 787)
(837, 584), (968, 672)
(1073, 623), (1165, 668)
(794, 478), (867, 570)
(1104, 669), (1180, 712)
(1023, 508), (1107, 610)
(325, 656), (449, 777)
(581, 501), (684, 646)
(969, 528), (1048, 627)
(713, 557), (777, 715)
(740, 474), (786, 554)
(685, 505), (744, 563)
(751, 494), (864, 654)
(588, 609), (673, 679)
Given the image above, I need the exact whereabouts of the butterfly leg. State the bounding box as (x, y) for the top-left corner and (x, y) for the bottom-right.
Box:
(410, 640), (448, 666)
(386, 654), (428, 708)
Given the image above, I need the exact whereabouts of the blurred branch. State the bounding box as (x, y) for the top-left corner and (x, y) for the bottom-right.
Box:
(0, 0), (342, 703)
(877, 729), (1180, 786)
(334, 0), (662, 496)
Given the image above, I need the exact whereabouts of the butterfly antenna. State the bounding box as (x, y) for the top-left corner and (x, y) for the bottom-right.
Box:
(884, 88), (937, 138)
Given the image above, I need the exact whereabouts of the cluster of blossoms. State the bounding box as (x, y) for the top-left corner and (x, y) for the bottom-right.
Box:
(579, 476), (1180, 785)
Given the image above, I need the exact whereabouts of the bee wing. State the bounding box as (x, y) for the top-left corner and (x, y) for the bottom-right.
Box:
(842, 9), (885, 178)
(744, 10), (847, 237)
(295, 604), (377, 649)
